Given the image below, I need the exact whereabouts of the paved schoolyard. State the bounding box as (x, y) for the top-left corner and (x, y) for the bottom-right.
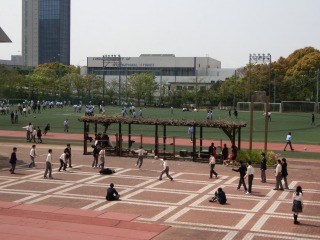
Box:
(0, 143), (319, 240)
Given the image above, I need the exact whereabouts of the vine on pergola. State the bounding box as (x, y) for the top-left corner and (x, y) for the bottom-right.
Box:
(79, 115), (246, 144)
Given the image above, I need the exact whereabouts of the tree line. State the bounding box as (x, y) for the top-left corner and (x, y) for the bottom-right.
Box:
(0, 47), (319, 107)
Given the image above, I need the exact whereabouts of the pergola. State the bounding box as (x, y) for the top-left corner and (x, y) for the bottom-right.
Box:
(78, 115), (247, 161)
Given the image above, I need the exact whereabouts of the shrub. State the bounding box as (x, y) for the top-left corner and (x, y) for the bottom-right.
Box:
(236, 149), (279, 166)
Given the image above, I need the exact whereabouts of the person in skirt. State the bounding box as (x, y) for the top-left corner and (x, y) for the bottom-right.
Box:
(292, 185), (303, 224)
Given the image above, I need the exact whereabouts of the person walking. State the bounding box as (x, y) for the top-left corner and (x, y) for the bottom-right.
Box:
(209, 153), (218, 179)
(281, 158), (289, 190)
(64, 144), (72, 168)
(232, 160), (248, 192)
(292, 186), (303, 224)
(221, 144), (229, 163)
(44, 123), (50, 135)
(64, 119), (69, 133)
(106, 183), (120, 201)
(244, 161), (254, 195)
(36, 126), (42, 143)
(31, 128), (37, 143)
(9, 147), (18, 174)
(58, 150), (67, 172)
(92, 145), (100, 168)
(44, 149), (53, 179)
(29, 145), (38, 168)
(156, 156), (173, 181)
(274, 159), (284, 190)
(260, 153), (267, 183)
(134, 146), (147, 169)
(284, 132), (294, 151)
(188, 126), (193, 142)
(99, 146), (106, 169)
(311, 113), (315, 125)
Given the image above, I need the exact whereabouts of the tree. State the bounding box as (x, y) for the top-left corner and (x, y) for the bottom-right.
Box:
(128, 73), (158, 105)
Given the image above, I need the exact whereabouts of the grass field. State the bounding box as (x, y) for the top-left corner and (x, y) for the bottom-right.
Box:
(1, 105), (319, 146)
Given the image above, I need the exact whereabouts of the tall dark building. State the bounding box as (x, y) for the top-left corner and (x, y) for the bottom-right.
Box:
(22, 0), (70, 66)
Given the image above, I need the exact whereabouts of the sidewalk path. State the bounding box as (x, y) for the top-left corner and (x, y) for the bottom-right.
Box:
(1, 130), (319, 153)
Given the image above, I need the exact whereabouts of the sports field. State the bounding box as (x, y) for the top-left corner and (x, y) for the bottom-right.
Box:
(1, 105), (318, 145)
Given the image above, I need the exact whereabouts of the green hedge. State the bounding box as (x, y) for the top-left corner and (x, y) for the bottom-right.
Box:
(236, 149), (279, 166)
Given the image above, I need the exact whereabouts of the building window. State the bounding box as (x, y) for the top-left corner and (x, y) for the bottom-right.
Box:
(176, 86), (182, 90)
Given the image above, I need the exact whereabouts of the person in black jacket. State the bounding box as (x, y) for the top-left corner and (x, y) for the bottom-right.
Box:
(106, 183), (120, 201)
(9, 147), (18, 174)
(232, 160), (247, 192)
(209, 187), (227, 204)
(281, 158), (289, 190)
(92, 145), (100, 168)
(64, 144), (72, 168)
(260, 153), (267, 183)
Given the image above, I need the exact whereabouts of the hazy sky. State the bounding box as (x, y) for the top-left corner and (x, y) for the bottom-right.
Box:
(1, 0), (320, 68)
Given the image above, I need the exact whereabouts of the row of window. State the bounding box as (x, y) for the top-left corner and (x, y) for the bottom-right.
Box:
(88, 67), (195, 76)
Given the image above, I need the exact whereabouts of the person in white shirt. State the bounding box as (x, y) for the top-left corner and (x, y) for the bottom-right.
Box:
(292, 186), (303, 224)
(134, 146), (147, 168)
(244, 161), (254, 194)
(31, 128), (37, 143)
(58, 151), (67, 172)
(155, 156), (173, 181)
(99, 146), (106, 169)
(64, 119), (69, 133)
(29, 145), (38, 168)
(284, 132), (294, 151)
(44, 149), (53, 179)
(274, 159), (284, 190)
(209, 153), (218, 179)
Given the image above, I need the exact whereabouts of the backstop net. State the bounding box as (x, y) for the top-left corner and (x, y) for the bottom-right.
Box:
(281, 101), (315, 113)
(237, 102), (281, 112)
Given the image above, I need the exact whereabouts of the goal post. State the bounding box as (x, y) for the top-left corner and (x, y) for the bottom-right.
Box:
(237, 102), (281, 112)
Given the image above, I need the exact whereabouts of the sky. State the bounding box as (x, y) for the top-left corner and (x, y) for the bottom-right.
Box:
(0, 0), (320, 68)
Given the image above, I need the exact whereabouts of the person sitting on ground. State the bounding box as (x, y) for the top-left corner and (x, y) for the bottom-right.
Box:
(100, 168), (115, 175)
(209, 187), (227, 204)
(106, 183), (120, 201)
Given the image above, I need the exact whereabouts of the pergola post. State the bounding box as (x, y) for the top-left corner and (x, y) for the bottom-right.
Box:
(200, 126), (203, 152)
(163, 125), (167, 159)
(192, 125), (196, 161)
(173, 136), (176, 160)
(119, 123), (122, 156)
(232, 127), (236, 147)
(155, 124), (159, 156)
(83, 122), (87, 154)
(238, 127), (241, 150)
(128, 123), (131, 149)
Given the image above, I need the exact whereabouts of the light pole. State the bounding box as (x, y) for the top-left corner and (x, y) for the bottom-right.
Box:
(249, 53), (271, 99)
(102, 54), (121, 103)
(233, 69), (237, 108)
(317, 71), (319, 113)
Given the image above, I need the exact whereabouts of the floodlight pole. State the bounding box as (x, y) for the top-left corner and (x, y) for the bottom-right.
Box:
(118, 55), (121, 105)
(233, 70), (236, 108)
(249, 53), (272, 100)
(102, 55), (105, 101)
(317, 70), (319, 113)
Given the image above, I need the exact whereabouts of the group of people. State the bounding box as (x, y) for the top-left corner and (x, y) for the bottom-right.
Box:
(24, 122), (44, 143)
(7, 140), (304, 224)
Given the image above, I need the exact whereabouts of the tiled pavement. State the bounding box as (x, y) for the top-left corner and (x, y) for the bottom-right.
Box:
(0, 143), (319, 239)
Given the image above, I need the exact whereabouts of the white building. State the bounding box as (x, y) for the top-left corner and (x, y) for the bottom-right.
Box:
(86, 54), (236, 91)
